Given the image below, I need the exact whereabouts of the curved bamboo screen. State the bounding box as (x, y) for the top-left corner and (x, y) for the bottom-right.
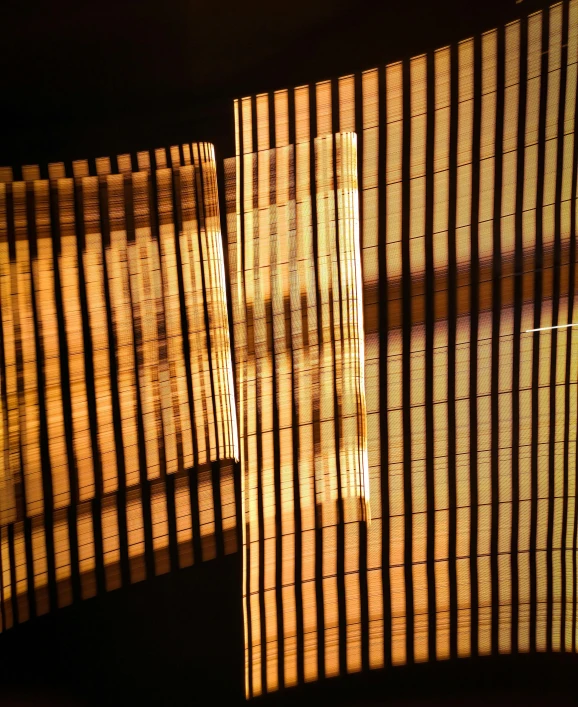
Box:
(232, 0), (578, 697)
(0, 143), (238, 627)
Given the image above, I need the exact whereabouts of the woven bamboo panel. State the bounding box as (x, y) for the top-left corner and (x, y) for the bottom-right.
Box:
(233, 1), (578, 696)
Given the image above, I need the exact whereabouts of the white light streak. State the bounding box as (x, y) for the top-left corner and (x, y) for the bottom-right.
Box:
(525, 323), (578, 333)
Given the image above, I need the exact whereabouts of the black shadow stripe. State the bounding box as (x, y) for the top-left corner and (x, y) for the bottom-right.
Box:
(511, 12), (528, 656)
(18, 194), (35, 620)
(447, 43), (459, 662)
(217, 146), (243, 560)
(378, 63), (392, 670)
(568, 0), (578, 654)
(401, 56), (414, 665)
(73, 180), (103, 498)
(194, 153), (226, 558)
(309, 81), (326, 681)
(469, 32), (482, 659)
(490, 24), (506, 658)
(354, 69), (370, 675)
(287, 130), (305, 686)
(330, 79), (347, 677)
(0, 526), (5, 630)
(268, 137), (285, 687)
(529, 6), (549, 653)
(7, 524), (18, 624)
(75, 175), (130, 590)
(96, 177), (121, 597)
(424, 49), (437, 663)
(23, 183), (59, 616)
(168, 162), (198, 568)
(330, 129), (347, 679)
(552, 0), (569, 654)
(123, 174), (154, 582)
(250, 92), (268, 694)
(168, 165), (186, 479)
(48, 180), (81, 604)
(237, 97), (254, 698)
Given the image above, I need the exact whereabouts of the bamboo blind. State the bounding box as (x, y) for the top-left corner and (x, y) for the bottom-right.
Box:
(0, 143), (238, 627)
(232, 0), (578, 697)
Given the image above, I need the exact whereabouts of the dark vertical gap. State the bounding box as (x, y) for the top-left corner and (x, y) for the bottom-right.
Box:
(75, 178), (130, 589)
(148, 151), (174, 580)
(165, 475), (178, 572)
(331, 76), (347, 678)
(288, 90), (296, 148)
(537, 4), (566, 653)
(468, 33), (482, 659)
(542, 299), (555, 650)
(251, 93), (268, 694)
(268, 91), (277, 150)
(285, 88), (304, 685)
(447, 44), (459, 662)
(287, 131), (305, 686)
(73, 182), (103, 507)
(545, 50), (560, 656)
(0, 201), (7, 625)
(149, 152), (200, 564)
(424, 50), (437, 663)
(0, 527), (5, 630)
(162, 161), (180, 484)
(530, 7), (549, 653)
(511, 13), (528, 657)
(23, 517), (35, 620)
(194, 157), (226, 558)
(7, 525), (18, 624)
(210, 459), (224, 559)
(330, 132), (347, 680)
(168, 167), (185, 479)
(130, 152), (139, 174)
(354, 69), (370, 675)
(48, 181), (81, 604)
(21, 187), (38, 621)
(331, 77), (340, 135)
(401, 57), (414, 666)
(169, 162), (198, 567)
(169, 165), (187, 480)
(123, 175), (154, 581)
(309, 81), (326, 682)
(238, 98), (254, 699)
(490, 25), (505, 658)
(187, 471), (202, 567)
(217, 145), (242, 559)
(96, 178), (120, 596)
(378, 63), (392, 670)
(268, 136), (285, 689)
(554, 0), (569, 654)
(569, 13), (578, 654)
(12, 186), (34, 621)
(11, 184), (33, 618)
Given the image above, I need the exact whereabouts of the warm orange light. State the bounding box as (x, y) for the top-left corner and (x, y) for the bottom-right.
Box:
(234, 0), (578, 697)
(0, 143), (238, 621)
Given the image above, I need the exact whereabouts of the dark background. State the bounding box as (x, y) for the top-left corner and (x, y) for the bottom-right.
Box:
(1, 0), (574, 705)
(0, 554), (244, 706)
(1, 0), (550, 170)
